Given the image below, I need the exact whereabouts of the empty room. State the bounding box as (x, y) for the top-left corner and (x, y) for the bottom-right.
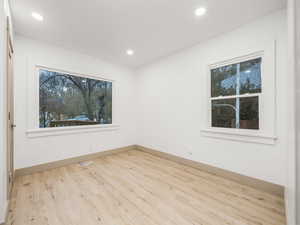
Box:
(0, 0), (299, 224)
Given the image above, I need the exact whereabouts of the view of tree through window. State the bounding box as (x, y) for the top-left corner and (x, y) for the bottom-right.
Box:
(39, 69), (112, 128)
(210, 57), (261, 130)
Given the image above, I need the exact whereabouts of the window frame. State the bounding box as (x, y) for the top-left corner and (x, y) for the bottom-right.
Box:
(209, 53), (263, 130)
(27, 65), (119, 138)
(202, 48), (277, 145)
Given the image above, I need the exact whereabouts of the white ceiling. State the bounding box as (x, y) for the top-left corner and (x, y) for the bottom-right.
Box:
(11, 0), (286, 68)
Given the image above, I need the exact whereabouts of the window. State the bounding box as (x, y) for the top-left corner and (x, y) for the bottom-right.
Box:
(39, 69), (112, 128)
(210, 57), (261, 130)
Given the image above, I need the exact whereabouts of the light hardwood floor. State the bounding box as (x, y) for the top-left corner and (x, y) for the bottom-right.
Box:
(7, 150), (286, 225)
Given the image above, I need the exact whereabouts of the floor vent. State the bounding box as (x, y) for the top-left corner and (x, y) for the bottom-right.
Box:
(79, 161), (94, 167)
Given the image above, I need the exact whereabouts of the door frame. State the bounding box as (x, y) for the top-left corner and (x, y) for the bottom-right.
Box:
(6, 16), (14, 199)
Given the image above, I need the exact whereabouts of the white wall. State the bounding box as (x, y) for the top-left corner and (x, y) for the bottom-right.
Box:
(136, 10), (288, 186)
(14, 36), (137, 169)
(295, 0), (300, 222)
(284, 0), (297, 224)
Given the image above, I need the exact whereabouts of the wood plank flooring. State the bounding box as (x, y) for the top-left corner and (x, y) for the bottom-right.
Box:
(6, 150), (286, 225)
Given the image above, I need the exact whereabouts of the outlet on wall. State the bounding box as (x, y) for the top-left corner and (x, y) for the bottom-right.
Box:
(183, 145), (193, 156)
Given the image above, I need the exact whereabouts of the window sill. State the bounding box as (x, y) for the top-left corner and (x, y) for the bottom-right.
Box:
(201, 128), (277, 145)
(26, 124), (120, 138)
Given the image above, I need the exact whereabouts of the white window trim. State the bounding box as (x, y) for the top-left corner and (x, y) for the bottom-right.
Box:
(201, 45), (277, 145)
(27, 124), (120, 138)
(26, 63), (119, 138)
(201, 128), (277, 145)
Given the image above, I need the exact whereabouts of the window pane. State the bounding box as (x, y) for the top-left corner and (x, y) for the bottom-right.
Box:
(39, 69), (112, 128)
(211, 64), (237, 97)
(239, 97), (259, 129)
(240, 58), (262, 94)
(212, 99), (236, 128)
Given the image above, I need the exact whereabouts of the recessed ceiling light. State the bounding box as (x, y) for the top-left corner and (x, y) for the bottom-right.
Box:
(126, 49), (134, 56)
(194, 7), (207, 17)
(32, 12), (44, 21)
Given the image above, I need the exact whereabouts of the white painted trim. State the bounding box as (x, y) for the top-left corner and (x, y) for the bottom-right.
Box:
(26, 124), (120, 138)
(29, 63), (116, 130)
(201, 128), (277, 145)
(205, 41), (277, 141)
(208, 51), (263, 130)
(286, 0), (297, 224)
(209, 51), (264, 70)
(36, 65), (115, 127)
(36, 65), (115, 83)
(210, 93), (260, 100)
